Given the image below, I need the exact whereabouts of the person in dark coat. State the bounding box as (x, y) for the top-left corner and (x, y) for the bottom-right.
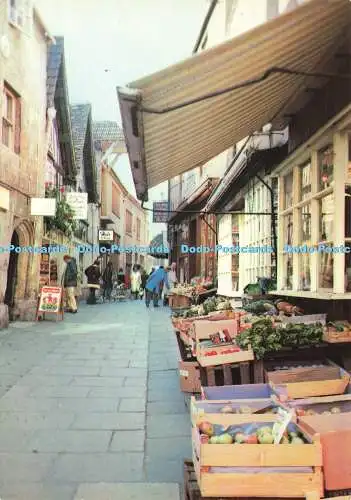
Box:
(63, 255), (78, 313)
(102, 261), (113, 301)
(117, 267), (125, 286)
(85, 259), (101, 305)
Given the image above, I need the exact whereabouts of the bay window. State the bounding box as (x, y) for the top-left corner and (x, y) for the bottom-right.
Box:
(278, 126), (350, 296)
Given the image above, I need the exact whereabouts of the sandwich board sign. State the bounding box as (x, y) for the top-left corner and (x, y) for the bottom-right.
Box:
(36, 286), (64, 321)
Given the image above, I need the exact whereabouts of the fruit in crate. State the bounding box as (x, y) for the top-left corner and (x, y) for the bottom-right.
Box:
(198, 421), (214, 436)
(234, 432), (246, 443)
(331, 406), (341, 414)
(220, 405), (233, 413)
(291, 437), (304, 444)
(238, 405), (252, 414)
(217, 433), (233, 444)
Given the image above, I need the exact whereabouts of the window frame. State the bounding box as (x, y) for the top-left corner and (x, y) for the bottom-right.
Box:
(125, 209), (133, 235)
(2, 83), (21, 154)
(111, 183), (120, 217)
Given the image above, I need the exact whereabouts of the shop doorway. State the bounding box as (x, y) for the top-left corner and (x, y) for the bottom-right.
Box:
(4, 230), (19, 318)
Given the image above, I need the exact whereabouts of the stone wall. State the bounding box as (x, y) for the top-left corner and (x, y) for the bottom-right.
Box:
(0, 8), (48, 327)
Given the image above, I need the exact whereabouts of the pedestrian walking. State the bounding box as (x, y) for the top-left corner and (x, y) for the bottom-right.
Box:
(63, 255), (78, 313)
(140, 267), (148, 299)
(102, 261), (113, 301)
(131, 264), (142, 300)
(145, 266), (170, 308)
(85, 259), (101, 305)
(164, 262), (177, 306)
(117, 267), (125, 286)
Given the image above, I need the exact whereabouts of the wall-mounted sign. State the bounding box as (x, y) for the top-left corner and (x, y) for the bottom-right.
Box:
(153, 201), (169, 223)
(99, 230), (113, 241)
(31, 198), (56, 216)
(66, 192), (88, 219)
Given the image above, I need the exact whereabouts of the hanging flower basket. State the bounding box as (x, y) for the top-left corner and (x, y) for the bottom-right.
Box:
(44, 182), (78, 237)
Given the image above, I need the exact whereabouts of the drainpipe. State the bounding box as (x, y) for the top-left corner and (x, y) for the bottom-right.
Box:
(255, 174), (277, 279)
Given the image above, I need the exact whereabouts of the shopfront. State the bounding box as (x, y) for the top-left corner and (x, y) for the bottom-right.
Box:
(275, 106), (351, 298)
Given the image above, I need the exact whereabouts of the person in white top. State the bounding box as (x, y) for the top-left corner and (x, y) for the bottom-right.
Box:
(131, 264), (142, 300)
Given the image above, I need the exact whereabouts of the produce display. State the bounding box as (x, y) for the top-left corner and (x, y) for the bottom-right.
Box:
(172, 296), (232, 319)
(197, 421), (307, 445)
(236, 318), (324, 359)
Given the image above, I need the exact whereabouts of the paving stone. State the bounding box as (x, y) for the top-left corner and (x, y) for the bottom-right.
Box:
(146, 414), (190, 438)
(100, 367), (147, 378)
(17, 375), (73, 386)
(0, 396), (59, 412)
(48, 366), (101, 376)
(144, 458), (184, 483)
(147, 400), (187, 415)
(50, 452), (144, 482)
(0, 411), (75, 429)
(0, 453), (58, 483)
(56, 398), (119, 412)
(27, 430), (112, 452)
(74, 482), (180, 500)
(0, 430), (35, 452)
(146, 437), (191, 461)
(0, 483), (77, 500)
(30, 386), (90, 398)
(109, 430), (145, 452)
(129, 360), (148, 368)
(70, 376), (125, 387)
(71, 412), (145, 430)
(88, 386), (145, 399)
(118, 398), (146, 412)
(148, 389), (185, 403)
(123, 377), (147, 387)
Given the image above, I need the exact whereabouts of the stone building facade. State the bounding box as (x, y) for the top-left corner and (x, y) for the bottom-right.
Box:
(0, 5), (50, 327)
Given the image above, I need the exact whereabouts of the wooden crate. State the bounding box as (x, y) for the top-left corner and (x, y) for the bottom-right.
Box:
(201, 383), (275, 401)
(199, 361), (252, 387)
(285, 394), (351, 417)
(169, 294), (192, 308)
(266, 360), (350, 399)
(323, 329), (351, 343)
(192, 421), (323, 498)
(299, 414), (351, 491)
(190, 396), (280, 426)
(179, 360), (201, 393)
(280, 314), (327, 325)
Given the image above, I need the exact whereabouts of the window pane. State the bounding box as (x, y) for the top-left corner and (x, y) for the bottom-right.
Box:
(284, 172), (293, 209)
(300, 253), (311, 291)
(300, 162), (311, 201)
(318, 144), (334, 190)
(283, 214), (293, 246)
(283, 255), (293, 290)
(300, 204), (311, 242)
(6, 93), (13, 121)
(319, 194), (334, 241)
(346, 252), (351, 292)
(2, 119), (10, 147)
(319, 250), (333, 289)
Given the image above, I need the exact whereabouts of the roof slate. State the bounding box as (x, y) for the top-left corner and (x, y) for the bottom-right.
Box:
(46, 36), (65, 107)
(93, 121), (124, 142)
(70, 104), (92, 170)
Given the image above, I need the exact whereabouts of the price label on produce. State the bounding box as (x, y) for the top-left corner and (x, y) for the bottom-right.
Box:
(272, 408), (294, 444)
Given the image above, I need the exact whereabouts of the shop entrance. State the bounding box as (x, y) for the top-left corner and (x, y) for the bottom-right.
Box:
(4, 230), (19, 319)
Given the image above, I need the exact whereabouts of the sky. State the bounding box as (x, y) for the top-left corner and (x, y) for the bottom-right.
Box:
(35, 0), (208, 238)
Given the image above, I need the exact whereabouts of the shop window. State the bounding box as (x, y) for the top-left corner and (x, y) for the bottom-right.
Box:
(319, 251), (333, 289)
(283, 172), (293, 209)
(283, 214), (293, 246)
(300, 204), (311, 242)
(319, 194), (334, 242)
(283, 255), (293, 290)
(300, 162), (311, 201)
(231, 214), (239, 291)
(318, 144), (334, 191)
(2, 83), (21, 154)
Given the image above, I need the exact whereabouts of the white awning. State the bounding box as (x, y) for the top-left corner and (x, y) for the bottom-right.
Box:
(118, 0), (351, 200)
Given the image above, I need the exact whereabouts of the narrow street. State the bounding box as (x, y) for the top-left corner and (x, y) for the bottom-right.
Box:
(0, 302), (190, 500)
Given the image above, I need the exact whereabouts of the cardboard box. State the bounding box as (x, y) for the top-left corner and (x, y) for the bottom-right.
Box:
(179, 360), (201, 393)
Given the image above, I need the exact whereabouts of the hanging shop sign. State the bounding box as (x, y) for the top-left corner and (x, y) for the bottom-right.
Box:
(153, 201), (169, 223)
(31, 198), (56, 216)
(36, 286), (64, 321)
(98, 229), (113, 241)
(65, 192), (88, 219)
